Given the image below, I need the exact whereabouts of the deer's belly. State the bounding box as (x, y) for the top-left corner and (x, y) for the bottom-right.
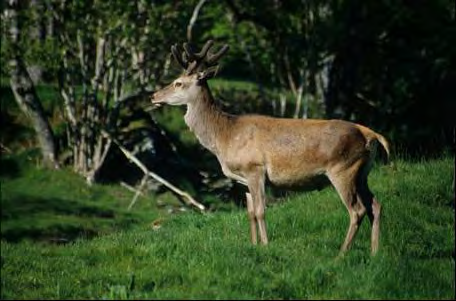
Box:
(266, 167), (330, 191)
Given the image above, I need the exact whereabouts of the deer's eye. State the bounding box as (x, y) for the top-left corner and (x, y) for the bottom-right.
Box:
(174, 81), (183, 88)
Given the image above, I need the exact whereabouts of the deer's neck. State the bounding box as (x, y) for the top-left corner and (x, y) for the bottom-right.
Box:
(184, 84), (232, 155)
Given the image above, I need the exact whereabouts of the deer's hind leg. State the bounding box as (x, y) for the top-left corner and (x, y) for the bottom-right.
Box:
(328, 162), (367, 254)
(356, 162), (382, 255)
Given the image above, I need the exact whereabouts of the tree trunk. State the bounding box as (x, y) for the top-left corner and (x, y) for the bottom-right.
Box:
(187, 0), (208, 42)
(9, 59), (59, 168)
(7, 0), (59, 168)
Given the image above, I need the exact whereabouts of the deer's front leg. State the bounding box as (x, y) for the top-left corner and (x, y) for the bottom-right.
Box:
(247, 169), (268, 245)
(246, 193), (257, 244)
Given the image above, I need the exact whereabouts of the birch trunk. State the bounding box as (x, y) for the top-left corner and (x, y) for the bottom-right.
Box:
(7, 0), (59, 168)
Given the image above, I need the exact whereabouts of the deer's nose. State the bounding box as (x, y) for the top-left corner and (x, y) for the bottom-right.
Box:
(151, 93), (164, 107)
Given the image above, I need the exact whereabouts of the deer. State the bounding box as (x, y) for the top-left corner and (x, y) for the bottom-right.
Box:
(151, 40), (390, 255)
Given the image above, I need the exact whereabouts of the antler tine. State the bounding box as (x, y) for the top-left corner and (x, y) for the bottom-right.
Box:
(172, 40), (229, 75)
(194, 40), (214, 59)
(171, 44), (188, 69)
(183, 43), (196, 61)
(183, 40), (215, 74)
(186, 61), (198, 75)
(206, 44), (230, 65)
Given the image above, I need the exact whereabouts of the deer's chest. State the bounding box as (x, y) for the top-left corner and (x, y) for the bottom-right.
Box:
(215, 142), (264, 186)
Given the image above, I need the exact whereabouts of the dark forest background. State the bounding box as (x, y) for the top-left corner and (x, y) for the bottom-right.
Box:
(2, 0), (455, 191)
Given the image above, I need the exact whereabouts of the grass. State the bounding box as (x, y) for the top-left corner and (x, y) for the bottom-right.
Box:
(1, 154), (454, 299)
(0, 150), (169, 244)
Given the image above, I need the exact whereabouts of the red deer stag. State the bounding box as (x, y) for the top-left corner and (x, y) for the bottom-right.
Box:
(152, 40), (390, 255)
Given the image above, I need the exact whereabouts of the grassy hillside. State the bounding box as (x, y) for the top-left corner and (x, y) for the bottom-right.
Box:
(1, 154), (454, 299)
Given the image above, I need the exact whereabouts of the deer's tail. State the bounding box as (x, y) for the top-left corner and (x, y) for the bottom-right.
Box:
(356, 124), (391, 162)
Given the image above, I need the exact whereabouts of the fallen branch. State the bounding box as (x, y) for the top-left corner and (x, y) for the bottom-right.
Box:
(120, 181), (144, 195)
(102, 130), (205, 211)
(127, 175), (148, 210)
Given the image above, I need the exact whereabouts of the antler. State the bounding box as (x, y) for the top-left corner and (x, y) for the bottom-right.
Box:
(171, 40), (229, 75)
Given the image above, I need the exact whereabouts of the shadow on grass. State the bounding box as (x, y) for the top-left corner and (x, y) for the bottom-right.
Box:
(1, 195), (136, 243)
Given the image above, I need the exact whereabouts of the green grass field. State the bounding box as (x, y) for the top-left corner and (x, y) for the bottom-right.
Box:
(1, 153), (454, 299)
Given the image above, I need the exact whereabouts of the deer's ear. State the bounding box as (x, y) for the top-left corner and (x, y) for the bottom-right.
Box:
(197, 65), (219, 81)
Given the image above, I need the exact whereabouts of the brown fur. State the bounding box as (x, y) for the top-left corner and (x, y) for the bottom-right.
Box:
(153, 74), (390, 255)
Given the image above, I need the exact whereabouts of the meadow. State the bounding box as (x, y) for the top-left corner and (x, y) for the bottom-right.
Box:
(2, 1), (454, 297)
(1, 152), (454, 299)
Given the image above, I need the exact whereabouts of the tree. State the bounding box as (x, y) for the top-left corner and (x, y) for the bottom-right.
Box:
(2, 0), (197, 182)
(50, 0), (195, 183)
(221, 0), (331, 118)
(4, 0), (59, 168)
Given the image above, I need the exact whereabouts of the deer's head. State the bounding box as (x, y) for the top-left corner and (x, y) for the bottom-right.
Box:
(152, 40), (229, 107)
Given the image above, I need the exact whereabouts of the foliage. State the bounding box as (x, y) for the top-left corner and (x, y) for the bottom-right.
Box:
(1, 0), (201, 179)
(1, 155), (454, 299)
(2, 0), (454, 170)
(215, 0), (455, 154)
(323, 0), (455, 155)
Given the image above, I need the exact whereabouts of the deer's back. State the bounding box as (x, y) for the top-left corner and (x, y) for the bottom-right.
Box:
(223, 116), (371, 188)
